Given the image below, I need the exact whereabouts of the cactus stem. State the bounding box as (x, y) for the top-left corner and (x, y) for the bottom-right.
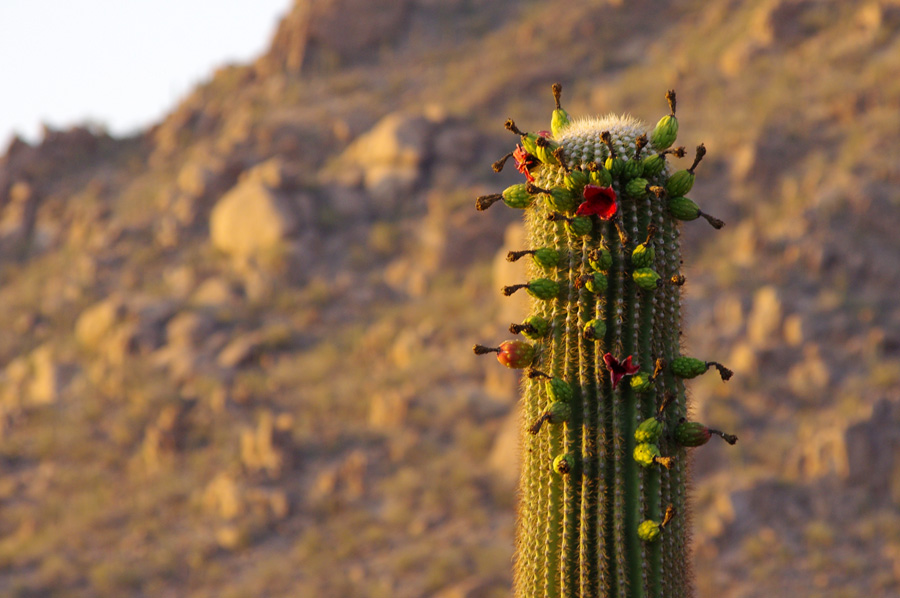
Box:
(552, 82), (563, 110)
(705, 361), (734, 381)
(553, 147), (569, 169)
(476, 193), (503, 211)
(526, 182), (550, 195)
(633, 134), (648, 160)
(505, 118), (527, 136)
(600, 131), (617, 158)
(652, 358), (667, 382)
(687, 143), (706, 174)
(529, 412), (552, 435)
(660, 505), (676, 528)
(493, 151), (514, 172)
(473, 344), (501, 355)
(507, 249), (537, 262)
(502, 283), (529, 296)
(526, 368), (552, 380)
(698, 210), (725, 229)
(510, 322), (537, 336)
(665, 89), (677, 116)
(708, 429), (738, 445)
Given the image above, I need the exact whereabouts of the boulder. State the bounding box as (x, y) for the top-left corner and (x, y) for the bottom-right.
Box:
(210, 180), (297, 262)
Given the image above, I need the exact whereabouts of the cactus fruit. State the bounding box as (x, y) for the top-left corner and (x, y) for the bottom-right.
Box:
(475, 84), (739, 597)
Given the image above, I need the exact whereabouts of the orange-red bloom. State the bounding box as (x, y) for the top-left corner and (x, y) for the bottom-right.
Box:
(577, 185), (618, 220)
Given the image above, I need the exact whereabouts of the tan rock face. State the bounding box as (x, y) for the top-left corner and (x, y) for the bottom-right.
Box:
(210, 180), (297, 262)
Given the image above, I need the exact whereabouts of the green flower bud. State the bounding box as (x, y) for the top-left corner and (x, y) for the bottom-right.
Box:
(637, 519), (662, 542)
(583, 318), (606, 341)
(668, 196), (701, 221)
(552, 453), (574, 475)
(563, 170), (589, 194)
(527, 278), (560, 301)
(547, 400), (570, 424)
(547, 377), (573, 403)
(633, 443), (661, 467)
(635, 417), (663, 444)
(588, 247), (613, 271)
(533, 248), (561, 270)
(629, 371), (653, 392)
(589, 167), (613, 188)
(670, 356), (708, 379)
(665, 169), (694, 197)
(651, 114), (678, 150)
(625, 177), (650, 199)
(551, 109), (570, 138)
(642, 153), (666, 178)
(584, 271), (608, 294)
(546, 187), (578, 213)
(565, 216), (593, 237)
(534, 138), (560, 166)
(631, 242), (655, 269)
(521, 133), (539, 155)
(521, 315), (549, 340)
(632, 268), (661, 291)
(502, 184), (534, 209)
(605, 154), (624, 177)
(622, 158), (643, 180)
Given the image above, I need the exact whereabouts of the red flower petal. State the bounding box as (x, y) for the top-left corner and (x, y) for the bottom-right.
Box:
(576, 185), (617, 220)
(513, 145), (537, 182)
(604, 352), (640, 389)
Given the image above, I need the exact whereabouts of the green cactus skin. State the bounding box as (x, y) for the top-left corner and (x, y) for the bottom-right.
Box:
(475, 85), (739, 598)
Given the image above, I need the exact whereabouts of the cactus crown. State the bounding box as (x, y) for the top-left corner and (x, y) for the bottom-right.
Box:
(474, 85), (737, 598)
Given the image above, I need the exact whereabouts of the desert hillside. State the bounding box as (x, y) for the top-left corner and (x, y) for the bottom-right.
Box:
(0, 1), (899, 596)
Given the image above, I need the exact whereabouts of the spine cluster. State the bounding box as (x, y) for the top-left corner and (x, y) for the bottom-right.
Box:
(474, 85), (737, 598)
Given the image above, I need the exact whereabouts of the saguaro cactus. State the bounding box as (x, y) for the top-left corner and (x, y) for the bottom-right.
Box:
(474, 85), (737, 598)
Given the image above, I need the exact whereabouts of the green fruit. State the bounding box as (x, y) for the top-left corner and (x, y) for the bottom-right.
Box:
(527, 278), (560, 301)
(632, 268), (661, 290)
(633, 443), (662, 468)
(642, 153), (666, 177)
(629, 371), (653, 392)
(533, 248), (561, 270)
(584, 271), (608, 294)
(521, 133), (539, 155)
(651, 114), (678, 150)
(589, 247), (612, 271)
(665, 170), (694, 197)
(563, 170), (589, 193)
(547, 377), (573, 403)
(589, 167), (613, 187)
(668, 196), (701, 221)
(625, 177), (649, 198)
(522, 315), (550, 340)
(671, 356), (707, 379)
(631, 242), (655, 269)
(674, 421), (712, 447)
(635, 417), (663, 444)
(637, 520), (661, 542)
(546, 187), (578, 213)
(553, 453), (575, 475)
(566, 216), (593, 237)
(502, 184), (534, 209)
(583, 318), (606, 341)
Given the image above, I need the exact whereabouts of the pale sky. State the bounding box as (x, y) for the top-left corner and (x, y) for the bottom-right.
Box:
(0, 0), (292, 148)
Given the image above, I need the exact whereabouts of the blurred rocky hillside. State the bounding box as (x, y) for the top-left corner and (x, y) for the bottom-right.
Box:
(0, 0), (899, 596)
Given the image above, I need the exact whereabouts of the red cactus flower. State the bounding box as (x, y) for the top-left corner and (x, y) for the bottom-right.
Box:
(536, 130), (552, 138)
(576, 185), (618, 220)
(603, 353), (640, 389)
(513, 145), (539, 182)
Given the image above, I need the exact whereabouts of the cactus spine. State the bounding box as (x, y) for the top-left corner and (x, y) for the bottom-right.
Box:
(475, 86), (736, 597)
